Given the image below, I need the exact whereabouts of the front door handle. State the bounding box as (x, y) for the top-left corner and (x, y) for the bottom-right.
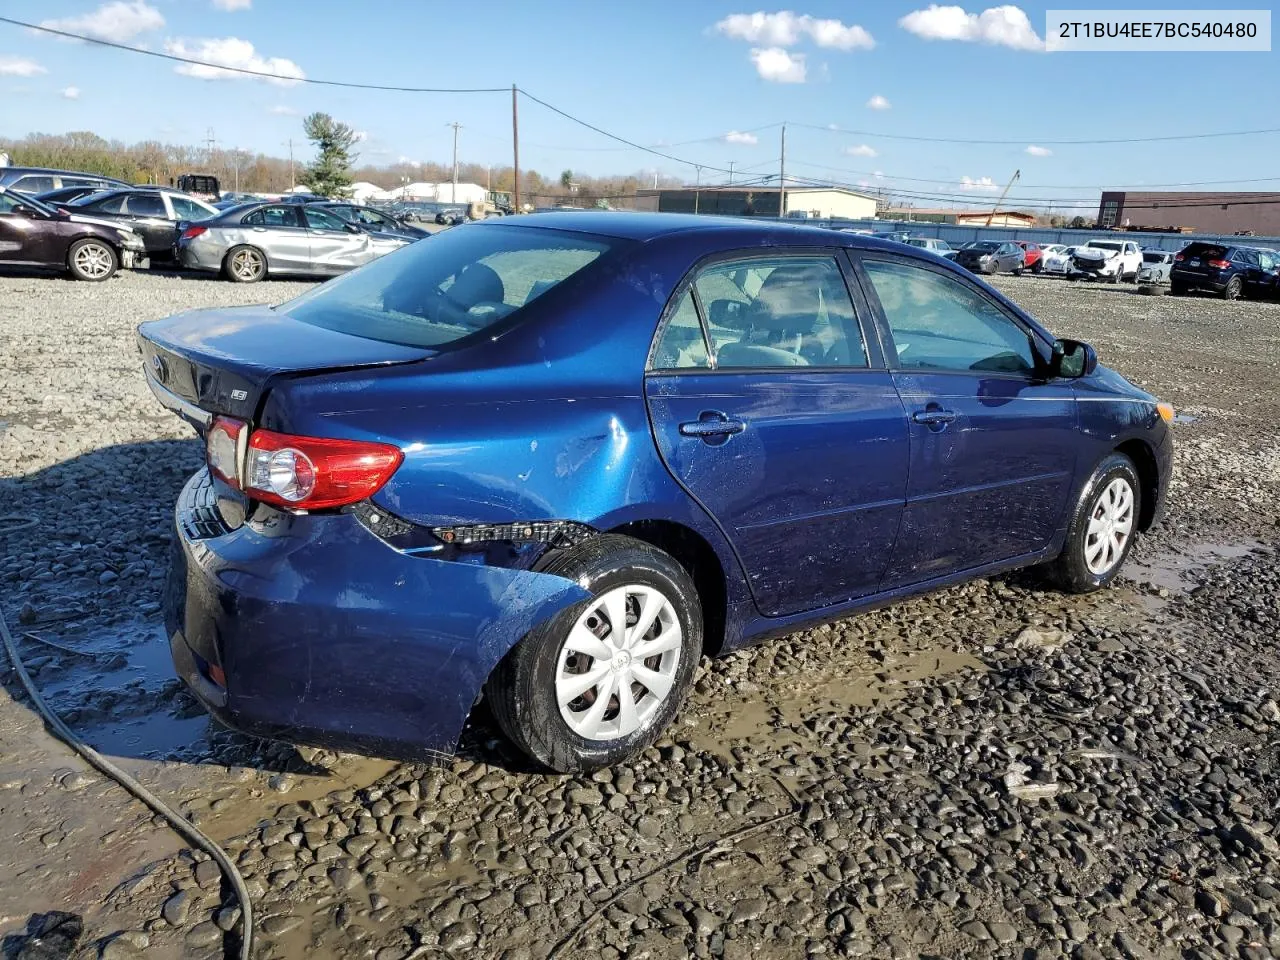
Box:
(912, 409), (957, 426)
(680, 414), (746, 439)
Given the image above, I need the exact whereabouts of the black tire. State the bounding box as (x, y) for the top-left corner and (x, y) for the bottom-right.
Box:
(983, 260), (999, 275)
(223, 245), (266, 283)
(1032, 259), (1043, 274)
(1110, 265), (1122, 284)
(1222, 276), (1242, 300)
(1170, 279), (1187, 296)
(1043, 453), (1142, 594)
(67, 237), (118, 282)
(1012, 263), (1024, 276)
(486, 534), (702, 773)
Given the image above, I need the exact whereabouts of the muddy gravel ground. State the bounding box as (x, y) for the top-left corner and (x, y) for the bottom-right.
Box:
(0, 267), (1277, 960)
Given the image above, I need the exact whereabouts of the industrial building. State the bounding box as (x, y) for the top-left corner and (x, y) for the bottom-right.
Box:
(634, 185), (878, 220)
(1097, 191), (1280, 235)
(882, 207), (1038, 228)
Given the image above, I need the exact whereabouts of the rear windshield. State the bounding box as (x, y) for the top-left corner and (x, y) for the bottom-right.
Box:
(1180, 242), (1228, 259)
(963, 242), (999, 251)
(278, 224), (616, 348)
(1142, 252), (1168, 263)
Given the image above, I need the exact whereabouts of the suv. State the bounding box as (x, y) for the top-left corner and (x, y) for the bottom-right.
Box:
(903, 236), (957, 260)
(0, 166), (129, 196)
(1069, 239), (1142, 283)
(1171, 242), (1278, 300)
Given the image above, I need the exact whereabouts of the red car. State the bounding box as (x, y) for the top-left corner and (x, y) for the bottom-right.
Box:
(1015, 242), (1043, 272)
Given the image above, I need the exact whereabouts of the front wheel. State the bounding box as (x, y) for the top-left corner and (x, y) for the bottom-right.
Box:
(486, 534), (702, 772)
(1044, 453), (1141, 593)
(67, 238), (118, 281)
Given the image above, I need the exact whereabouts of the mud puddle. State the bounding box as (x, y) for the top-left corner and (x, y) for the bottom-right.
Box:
(1125, 538), (1264, 595)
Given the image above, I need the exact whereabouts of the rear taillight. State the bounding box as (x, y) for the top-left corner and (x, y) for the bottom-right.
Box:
(206, 416), (246, 486)
(181, 225), (208, 240)
(1208, 258), (1231, 269)
(1173, 253), (1184, 262)
(243, 429), (402, 510)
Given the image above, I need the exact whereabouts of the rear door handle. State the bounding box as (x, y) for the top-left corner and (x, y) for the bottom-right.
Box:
(680, 415), (746, 438)
(912, 409), (956, 425)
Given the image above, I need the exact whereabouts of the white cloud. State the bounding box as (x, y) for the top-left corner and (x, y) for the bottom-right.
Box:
(898, 4), (1042, 51)
(164, 37), (305, 85)
(844, 144), (878, 158)
(397, 156), (421, 166)
(723, 130), (759, 145)
(960, 175), (1000, 191)
(212, 0), (252, 9)
(40, 1), (164, 43)
(715, 11), (874, 49)
(62, 85), (81, 99)
(267, 104), (297, 115)
(866, 94), (891, 110)
(0, 57), (46, 77)
(749, 47), (806, 83)
(1025, 144), (1052, 157)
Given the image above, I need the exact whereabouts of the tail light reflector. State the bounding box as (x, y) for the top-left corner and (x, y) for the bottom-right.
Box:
(206, 416), (246, 487)
(1208, 258), (1231, 269)
(181, 225), (208, 240)
(244, 429), (403, 510)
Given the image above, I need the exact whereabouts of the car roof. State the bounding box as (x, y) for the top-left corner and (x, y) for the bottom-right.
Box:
(0, 166), (128, 180)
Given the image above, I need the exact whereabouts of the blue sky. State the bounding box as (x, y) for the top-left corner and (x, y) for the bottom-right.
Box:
(1, 1), (1277, 209)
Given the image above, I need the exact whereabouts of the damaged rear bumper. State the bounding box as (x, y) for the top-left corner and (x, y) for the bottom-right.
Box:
(164, 470), (590, 760)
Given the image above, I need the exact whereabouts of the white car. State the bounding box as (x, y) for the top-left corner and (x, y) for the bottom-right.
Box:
(1039, 244), (1075, 276)
(1069, 239), (1143, 283)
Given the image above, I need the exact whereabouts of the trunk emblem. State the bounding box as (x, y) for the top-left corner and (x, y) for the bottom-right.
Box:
(150, 354), (167, 382)
(231, 389), (248, 401)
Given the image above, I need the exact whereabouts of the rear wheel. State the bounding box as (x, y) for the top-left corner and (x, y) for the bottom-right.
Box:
(1012, 262), (1024, 276)
(1044, 453), (1141, 593)
(486, 534), (702, 772)
(1222, 276), (1243, 300)
(224, 245), (266, 283)
(67, 238), (118, 282)
(1170, 279), (1187, 296)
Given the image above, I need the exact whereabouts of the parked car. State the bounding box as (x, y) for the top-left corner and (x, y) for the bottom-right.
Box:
(1014, 241), (1043, 272)
(215, 192), (262, 210)
(436, 205), (469, 226)
(0, 186), (147, 280)
(393, 201), (444, 223)
(176, 201), (409, 282)
(0, 166), (129, 196)
(903, 236), (957, 259)
(955, 240), (1024, 275)
(1170, 242), (1278, 299)
(1137, 250), (1176, 286)
(1039, 244), (1075, 276)
(279, 193), (327, 205)
(1069, 239), (1142, 283)
(63, 188), (219, 259)
(139, 212), (1174, 772)
(871, 230), (912, 243)
(307, 201), (429, 240)
(33, 185), (109, 207)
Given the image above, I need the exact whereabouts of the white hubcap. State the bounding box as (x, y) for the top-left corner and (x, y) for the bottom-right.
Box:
(74, 243), (111, 278)
(1084, 477), (1135, 575)
(555, 584), (682, 742)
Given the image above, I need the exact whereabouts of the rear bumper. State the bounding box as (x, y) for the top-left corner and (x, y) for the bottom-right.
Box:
(177, 240), (225, 273)
(1171, 270), (1226, 291)
(164, 470), (590, 760)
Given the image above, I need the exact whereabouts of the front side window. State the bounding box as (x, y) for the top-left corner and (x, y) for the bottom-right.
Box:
(304, 207), (351, 231)
(353, 208), (392, 227)
(691, 256), (867, 368)
(862, 260), (1037, 375)
(0, 192), (22, 214)
(279, 225), (615, 349)
(124, 194), (166, 217)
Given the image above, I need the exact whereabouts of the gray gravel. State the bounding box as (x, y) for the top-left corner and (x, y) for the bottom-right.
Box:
(1, 269), (1278, 959)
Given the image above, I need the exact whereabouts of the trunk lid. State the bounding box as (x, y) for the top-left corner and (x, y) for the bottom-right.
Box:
(137, 305), (433, 425)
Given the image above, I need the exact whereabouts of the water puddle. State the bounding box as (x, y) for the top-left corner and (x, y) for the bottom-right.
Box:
(1126, 539), (1263, 595)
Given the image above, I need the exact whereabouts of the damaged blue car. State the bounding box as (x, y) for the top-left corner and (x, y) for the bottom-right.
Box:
(139, 212), (1174, 772)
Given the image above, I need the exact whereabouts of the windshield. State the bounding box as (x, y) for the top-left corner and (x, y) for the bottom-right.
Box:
(963, 242), (998, 251)
(0, 190), (56, 216)
(278, 224), (617, 349)
(1087, 241), (1124, 253)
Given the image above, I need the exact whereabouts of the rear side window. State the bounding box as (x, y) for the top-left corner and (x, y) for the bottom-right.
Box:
(862, 260), (1036, 375)
(81, 193), (127, 214)
(124, 194), (166, 217)
(12, 175), (56, 193)
(170, 196), (210, 220)
(279, 225), (615, 349)
(651, 290), (710, 370)
(690, 257), (867, 369)
(243, 206), (302, 227)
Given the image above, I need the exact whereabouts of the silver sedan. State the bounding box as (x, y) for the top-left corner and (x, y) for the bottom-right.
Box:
(177, 201), (410, 282)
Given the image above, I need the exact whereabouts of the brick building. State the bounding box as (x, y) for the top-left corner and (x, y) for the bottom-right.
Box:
(1097, 191), (1280, 235)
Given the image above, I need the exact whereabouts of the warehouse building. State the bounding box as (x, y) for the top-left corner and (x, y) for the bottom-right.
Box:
(634, 185), (878, 220)
(1097, 191), (1280, 235)
(882, 207), (1037, 228)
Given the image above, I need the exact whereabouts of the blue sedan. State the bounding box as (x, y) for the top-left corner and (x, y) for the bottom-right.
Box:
(138, 213), (1174, 772)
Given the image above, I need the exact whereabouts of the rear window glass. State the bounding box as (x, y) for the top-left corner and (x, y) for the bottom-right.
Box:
(279, 225), (617, 349)
(1142, 252), (1167, 263)
(1179, 242), (1228, 259)
(963, 242), (999, 251)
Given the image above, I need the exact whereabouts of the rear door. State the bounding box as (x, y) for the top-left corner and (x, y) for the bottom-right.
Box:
(120, 193), (174, 254)
(242, 205), (310, 272)
(853, 252), (1079, 586)
(644, 251), (910, 618)
(303, 205), (371, 272)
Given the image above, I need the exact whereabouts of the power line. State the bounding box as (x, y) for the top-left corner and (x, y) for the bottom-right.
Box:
(2, 16), (509, 92)
(789, 120), (1280, 146)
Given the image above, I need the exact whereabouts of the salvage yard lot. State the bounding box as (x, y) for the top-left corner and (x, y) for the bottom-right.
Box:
(1, 269), (1278, 959)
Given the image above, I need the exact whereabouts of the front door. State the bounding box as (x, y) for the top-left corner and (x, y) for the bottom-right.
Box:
(0, 192), (46, 263)
(242, 205), (311, 273)
(645, 252), (910, 618)
(303, 206), (370, 273)
(854, 254), (1079, 586)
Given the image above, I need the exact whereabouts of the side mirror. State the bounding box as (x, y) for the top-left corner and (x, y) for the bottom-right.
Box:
(1050, 338), (1097, 378)
(14, 204), (42, 218)
(344, 222), (362, 234)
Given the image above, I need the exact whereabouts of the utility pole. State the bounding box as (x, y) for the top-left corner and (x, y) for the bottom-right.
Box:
(986, 168), (1021, 227)
(778, 123), (787, 219)
(727, 160), (735, 185)
(511, 85), (520, 213)
(447, 122), (462, 204)
(283, 139), (295, 190)
(693, 164), (702, 215)
(204, 127), (216, 157)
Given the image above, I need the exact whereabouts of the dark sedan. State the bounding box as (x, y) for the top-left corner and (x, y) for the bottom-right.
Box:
(64, 189), (220, 259)
(0, 187), (146, 280)
(34, 185), (109, 207)
(307, 201), (429, 240)
(955, 240), (1025, 275)
(140, 213), (1174, 772)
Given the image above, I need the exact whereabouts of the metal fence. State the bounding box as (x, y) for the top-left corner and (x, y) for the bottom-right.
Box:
(814, 217), (1280, 253)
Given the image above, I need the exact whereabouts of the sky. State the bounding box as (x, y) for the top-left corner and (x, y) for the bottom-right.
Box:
(1, 1), (1277, 211)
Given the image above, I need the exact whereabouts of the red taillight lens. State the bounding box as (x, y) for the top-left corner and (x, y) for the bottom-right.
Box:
(1173, 253), (1184, 262)
(243, 429), (402, 510)
(1208, 258), (1231, 269)
(181, 225), (208, 240)
(206, 416), (246, 487)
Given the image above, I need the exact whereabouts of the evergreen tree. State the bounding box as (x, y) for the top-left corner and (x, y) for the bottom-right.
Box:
(301, 112), (358, 197)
